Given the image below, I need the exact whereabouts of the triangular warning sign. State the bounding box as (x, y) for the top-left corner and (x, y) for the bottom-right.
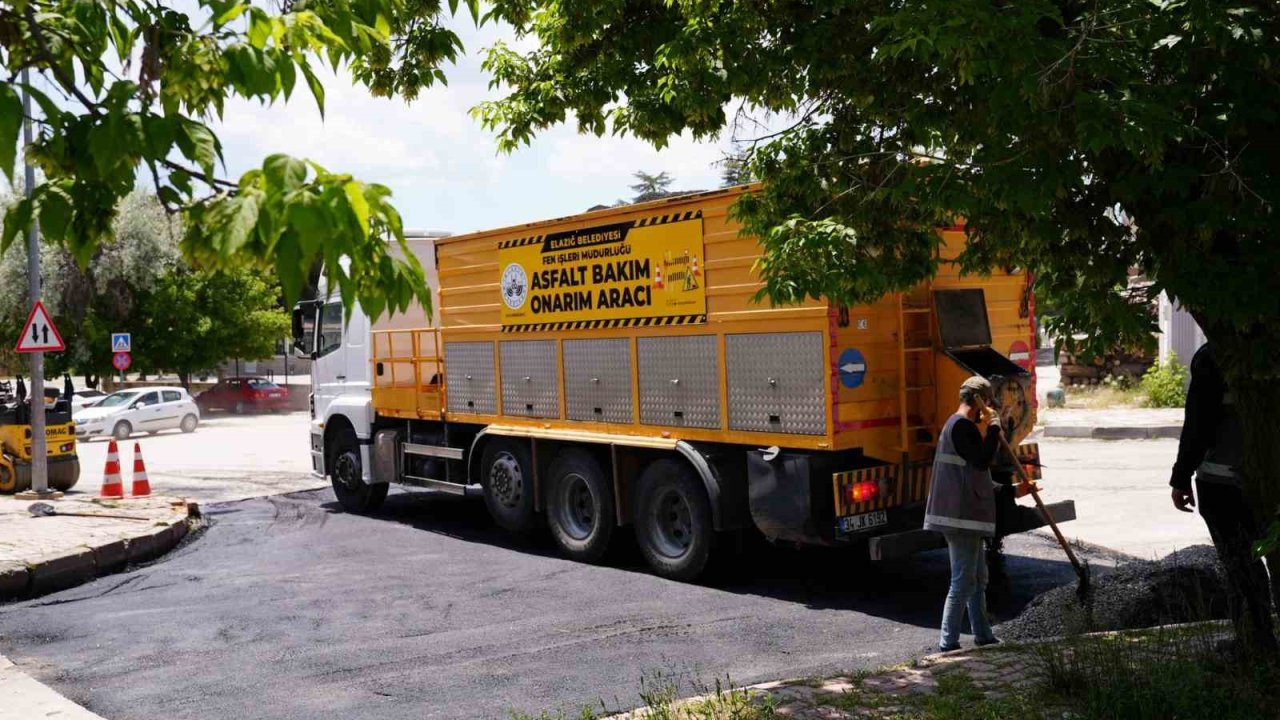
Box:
(15, 300), (65, 353)
(113, 336), (129, 352)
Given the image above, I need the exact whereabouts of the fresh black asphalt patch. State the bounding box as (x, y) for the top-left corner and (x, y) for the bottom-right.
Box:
(0, 488), (1100, 719)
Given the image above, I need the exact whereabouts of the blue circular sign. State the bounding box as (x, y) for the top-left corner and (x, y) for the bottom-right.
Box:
(838, 348), (867, 389)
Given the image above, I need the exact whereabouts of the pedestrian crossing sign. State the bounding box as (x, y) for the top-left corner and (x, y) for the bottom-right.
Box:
(111, 333), (131, 353)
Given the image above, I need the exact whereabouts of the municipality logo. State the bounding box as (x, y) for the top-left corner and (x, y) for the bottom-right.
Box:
(501, 263), (528, 310)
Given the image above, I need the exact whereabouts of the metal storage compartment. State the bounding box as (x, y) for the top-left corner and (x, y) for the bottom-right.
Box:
(444, 342), (496, 414)
(637, 335), (721, 429)
(726, 332), (826, 435)
(500, 340), (560, 418)
(563, 339), (633, 424)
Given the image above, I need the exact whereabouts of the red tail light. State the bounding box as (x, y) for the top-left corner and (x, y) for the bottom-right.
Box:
(844, 481), (879, 504)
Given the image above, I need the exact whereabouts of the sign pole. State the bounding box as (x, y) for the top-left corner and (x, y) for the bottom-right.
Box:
(20, 68), (50, 499)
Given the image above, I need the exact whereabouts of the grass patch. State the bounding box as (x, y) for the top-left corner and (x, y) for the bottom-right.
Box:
(1036, 624), (1280, 720)
(916, 672), (1041, 720)
(1052, 382), (1146, 409)
(510, 671), (776, 720)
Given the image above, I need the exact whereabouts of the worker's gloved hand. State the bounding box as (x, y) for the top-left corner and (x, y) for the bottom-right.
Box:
(1171, 487), (1195, 513)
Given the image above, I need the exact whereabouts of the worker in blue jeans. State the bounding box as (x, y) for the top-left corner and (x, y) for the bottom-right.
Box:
(924, 376), (1002, 651)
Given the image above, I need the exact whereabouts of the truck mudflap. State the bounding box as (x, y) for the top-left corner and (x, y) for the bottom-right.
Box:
(866, 500), (1077, 561)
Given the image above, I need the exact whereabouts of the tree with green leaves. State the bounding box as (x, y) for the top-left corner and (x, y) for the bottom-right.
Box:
(1, 191), (286, 387)
(135, 266), (290, 389)
(718, 152), (752, 188)
(0, 0), (482, 321)
(477, 1), (1280, 651)
(628, 170), (674, 202)
(0, 190), (179, 380)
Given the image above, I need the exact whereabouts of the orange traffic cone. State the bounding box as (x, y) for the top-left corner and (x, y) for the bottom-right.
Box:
(100, 440), (124, 498)
(691, 256), (701, 276)
(131, 443), (151, 497)
(654, 266), (664, 289)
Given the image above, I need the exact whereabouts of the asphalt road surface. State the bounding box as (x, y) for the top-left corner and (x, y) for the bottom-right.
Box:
(0, 488), (1108, 720)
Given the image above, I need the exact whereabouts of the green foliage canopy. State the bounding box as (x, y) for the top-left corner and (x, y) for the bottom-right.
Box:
(0, 0), (482, 320)
(476, 1), (1279, 378)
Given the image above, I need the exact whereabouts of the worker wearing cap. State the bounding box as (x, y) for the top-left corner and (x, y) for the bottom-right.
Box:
(925, 375), (1002, 651)
(1171, 343), (1277, 649)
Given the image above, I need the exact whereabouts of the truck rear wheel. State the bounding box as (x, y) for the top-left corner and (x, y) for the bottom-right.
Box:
(329, 430), (388, 514)
(634, 458), (714, 581)
(481, 438), (537, 533)
(546, 449), (615, 563)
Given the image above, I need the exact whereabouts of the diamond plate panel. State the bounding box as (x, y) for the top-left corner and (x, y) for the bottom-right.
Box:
(500, 340), (560, 418)
(726, 332), (826, 435)
(563, 339), (633, 423)
(637, 335), (721, 429)
(444, 342), (496, 415)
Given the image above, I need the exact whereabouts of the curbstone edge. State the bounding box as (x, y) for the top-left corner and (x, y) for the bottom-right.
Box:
(0, 564), (29, 599)
(27, 548), (96, 597)
(91, 539), (129, 575)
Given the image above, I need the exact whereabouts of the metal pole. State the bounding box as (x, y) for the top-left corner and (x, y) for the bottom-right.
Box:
(21, 68), (49, 497)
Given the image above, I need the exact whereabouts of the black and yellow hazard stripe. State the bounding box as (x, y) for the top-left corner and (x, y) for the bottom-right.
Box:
(501, 314), (706, 333)
(832, 461), (933, 517)
(498, 235), (544, 249)
(636, 209), (702, 227)
(1011, 442), (1043, 480)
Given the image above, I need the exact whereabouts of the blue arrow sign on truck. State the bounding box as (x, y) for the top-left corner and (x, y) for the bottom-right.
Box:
(838, 348), (868, 389)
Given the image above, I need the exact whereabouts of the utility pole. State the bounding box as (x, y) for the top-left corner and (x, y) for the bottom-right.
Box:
(17, 67), (53, 500)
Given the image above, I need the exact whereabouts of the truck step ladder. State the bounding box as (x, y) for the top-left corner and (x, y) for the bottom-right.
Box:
(897, 288), (938, 452)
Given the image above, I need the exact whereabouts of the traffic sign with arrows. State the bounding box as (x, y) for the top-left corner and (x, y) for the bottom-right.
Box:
(14, 300), (65, 353)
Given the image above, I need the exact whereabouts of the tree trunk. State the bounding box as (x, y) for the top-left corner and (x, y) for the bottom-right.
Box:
(1208, 326), (1280, 658)
(178, 371), (190, 391)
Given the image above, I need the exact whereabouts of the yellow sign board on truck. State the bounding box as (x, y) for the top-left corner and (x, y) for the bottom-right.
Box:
(498, 212), (707, 331)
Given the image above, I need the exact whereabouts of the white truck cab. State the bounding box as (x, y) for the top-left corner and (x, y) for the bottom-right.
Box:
(291, 232), (448, 490)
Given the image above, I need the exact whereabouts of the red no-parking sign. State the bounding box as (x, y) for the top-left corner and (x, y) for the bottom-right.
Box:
(112, 352), (132, 372)
(1008, 340), (1032, 370)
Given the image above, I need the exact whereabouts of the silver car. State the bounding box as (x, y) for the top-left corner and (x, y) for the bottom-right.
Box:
(74, 387), (201, 440)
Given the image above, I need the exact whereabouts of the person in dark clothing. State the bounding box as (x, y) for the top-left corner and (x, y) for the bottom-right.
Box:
(925, 376), (1003, 651)
(1171, 343), (1278, 650)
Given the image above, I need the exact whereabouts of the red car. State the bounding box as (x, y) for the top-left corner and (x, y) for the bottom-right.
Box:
(196, 377), (290, 414)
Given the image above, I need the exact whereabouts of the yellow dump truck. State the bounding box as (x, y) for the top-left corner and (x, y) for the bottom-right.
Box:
(293, 185), (1073, 580)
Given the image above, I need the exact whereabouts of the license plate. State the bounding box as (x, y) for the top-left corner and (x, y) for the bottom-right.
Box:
(837, 510), (888, 534)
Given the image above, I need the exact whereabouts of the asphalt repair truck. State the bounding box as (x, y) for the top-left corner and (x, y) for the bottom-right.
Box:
(292, 186), (1075, 580)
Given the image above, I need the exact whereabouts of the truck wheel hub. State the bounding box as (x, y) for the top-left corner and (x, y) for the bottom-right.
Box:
(650, 489), (693, 558)
(334, 452), (360, 490)
(490, 453), (523, 508)
(559, 473), (595, 540)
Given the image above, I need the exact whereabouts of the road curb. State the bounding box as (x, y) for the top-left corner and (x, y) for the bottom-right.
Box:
(0, 504), (200, 602)
(1041, 425), (1181, 440)
(0, 654), (107, 720)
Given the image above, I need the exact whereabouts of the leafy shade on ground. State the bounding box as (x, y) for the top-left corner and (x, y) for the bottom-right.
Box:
(512, 622), (1279, 720)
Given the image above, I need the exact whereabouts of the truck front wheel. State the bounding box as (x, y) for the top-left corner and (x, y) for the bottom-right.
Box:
(634, 459), (714, 581)
(546, 449), (615, 563)
(481, 438), (537, 533)
(329, 430), (387, 514)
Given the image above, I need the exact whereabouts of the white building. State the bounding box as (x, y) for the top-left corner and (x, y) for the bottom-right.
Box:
(1157, 292), (1205, 365)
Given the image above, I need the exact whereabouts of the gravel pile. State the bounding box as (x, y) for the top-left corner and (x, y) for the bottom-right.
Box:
(998, 545), (1229, 639)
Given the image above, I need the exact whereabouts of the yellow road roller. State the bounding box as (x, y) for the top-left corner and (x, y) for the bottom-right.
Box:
(0, 377), (80, 494)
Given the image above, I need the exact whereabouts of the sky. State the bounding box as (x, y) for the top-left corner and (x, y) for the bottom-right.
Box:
(210, 16), (745, 235)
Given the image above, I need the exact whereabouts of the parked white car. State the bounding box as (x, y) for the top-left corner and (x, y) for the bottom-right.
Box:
(74, 387), (201, 441)
(69, 389), (107, 412)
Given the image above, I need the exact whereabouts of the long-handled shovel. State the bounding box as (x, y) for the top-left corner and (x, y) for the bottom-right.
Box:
(976, 398), (1092, 602)
(27, 502), (151, 521)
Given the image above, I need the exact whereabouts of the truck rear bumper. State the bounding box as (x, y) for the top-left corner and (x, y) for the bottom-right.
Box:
(867, 499), (1077, 561)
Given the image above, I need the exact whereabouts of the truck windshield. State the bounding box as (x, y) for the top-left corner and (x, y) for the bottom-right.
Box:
(97, 391), (140, 408)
